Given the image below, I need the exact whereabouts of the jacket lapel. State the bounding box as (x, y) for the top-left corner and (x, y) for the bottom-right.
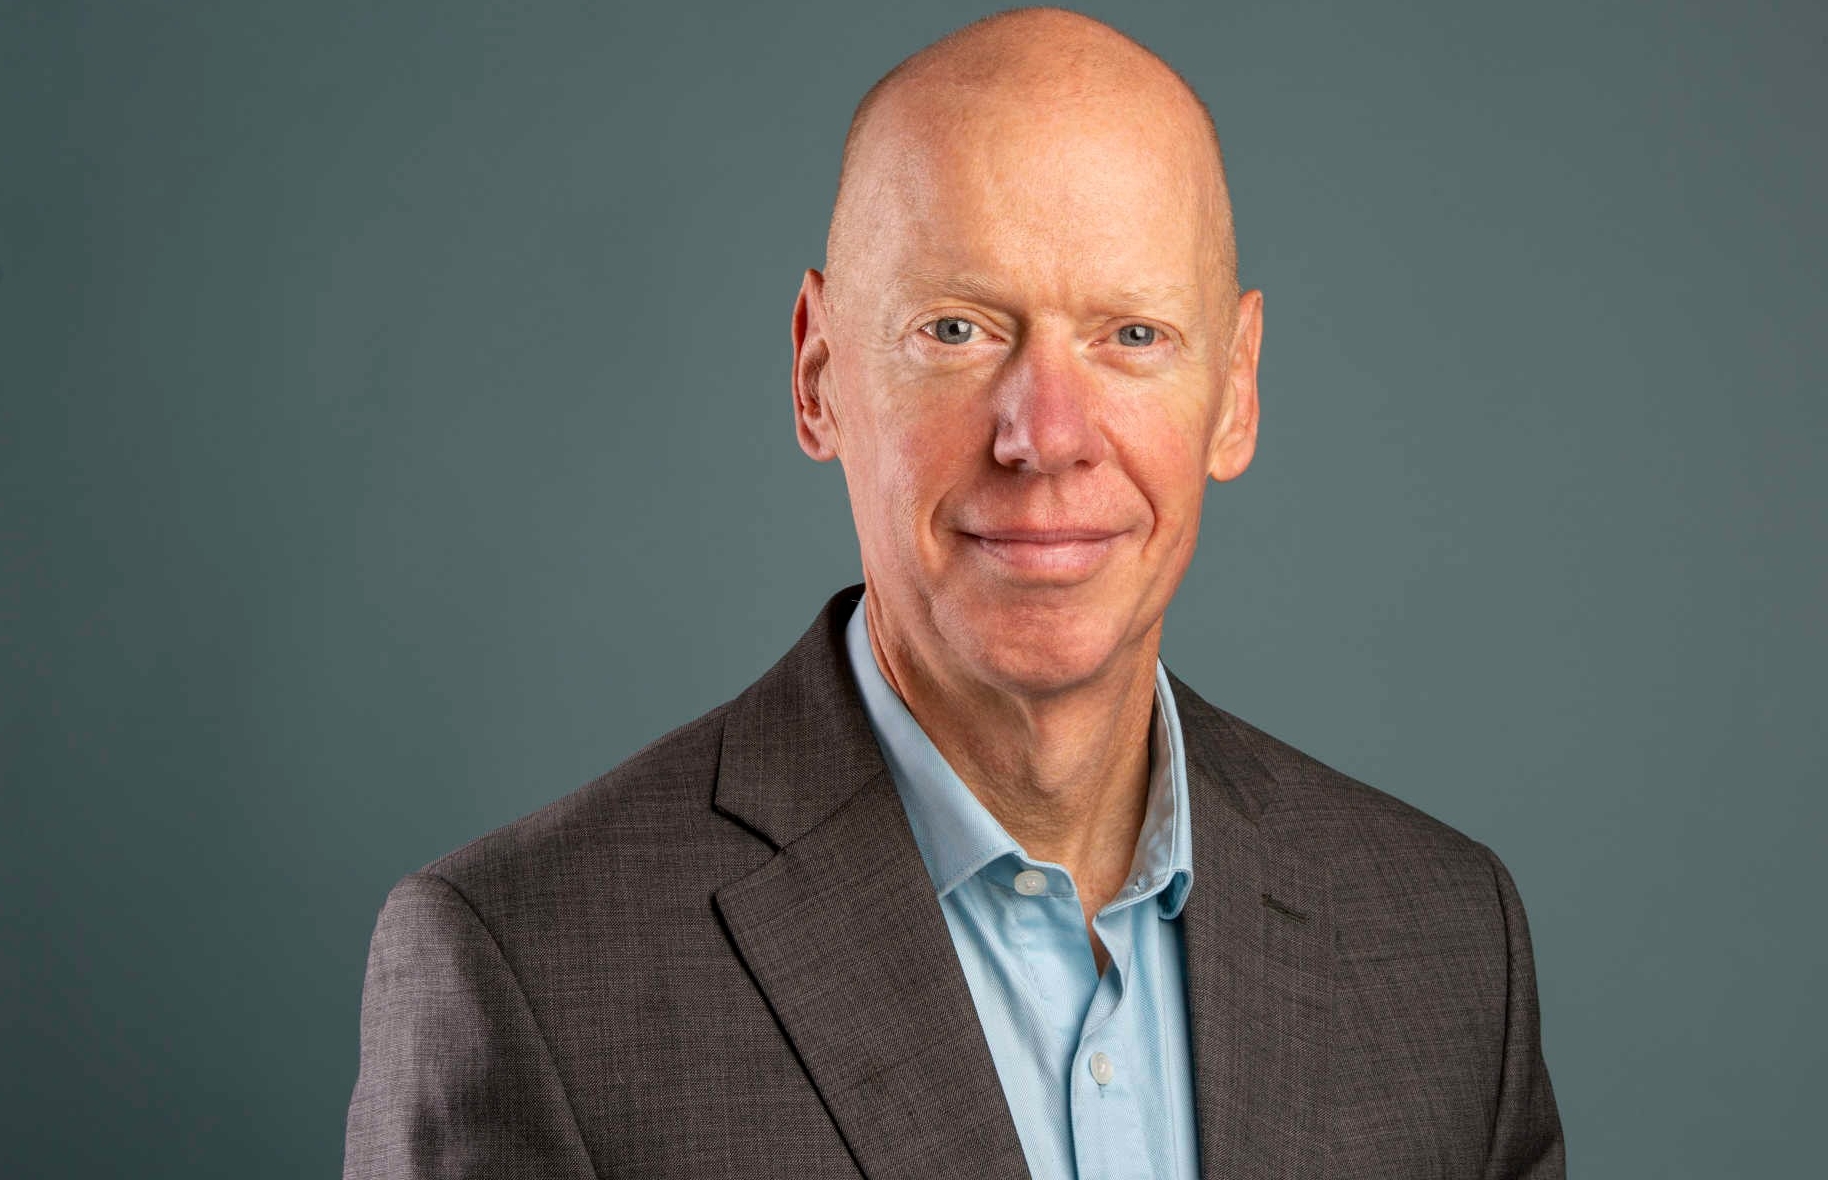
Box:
(713, 590), (1030, 1180)
(1173, 677), (1334, 1180)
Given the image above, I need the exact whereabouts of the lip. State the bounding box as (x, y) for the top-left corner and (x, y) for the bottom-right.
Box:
(967, 527), (1121, 543)
(960, 527), (1126, 579)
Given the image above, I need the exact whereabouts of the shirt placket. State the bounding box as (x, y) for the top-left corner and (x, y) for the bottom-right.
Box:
(1071, 896), (1157, 1180)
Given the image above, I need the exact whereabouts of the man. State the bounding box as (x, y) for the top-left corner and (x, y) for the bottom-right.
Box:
(345, 9), (1563, 1178)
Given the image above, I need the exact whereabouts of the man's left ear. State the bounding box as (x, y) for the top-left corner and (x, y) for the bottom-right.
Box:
(1208, 287), (1264, 483)
(793, 268), (842, 463)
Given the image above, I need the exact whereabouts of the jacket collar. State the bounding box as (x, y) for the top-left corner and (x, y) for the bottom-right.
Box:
(711, 586), (887, 849)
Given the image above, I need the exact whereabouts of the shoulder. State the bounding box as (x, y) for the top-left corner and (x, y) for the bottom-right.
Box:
(1174, 681), (1541, 1070)
(384, 588), (869, 932)
(407, 699), (760, 922)
(1172, 677), (1509, 905)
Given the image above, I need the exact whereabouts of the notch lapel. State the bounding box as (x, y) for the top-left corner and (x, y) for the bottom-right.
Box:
(1173, 678), (1334, 1179)
(712, 591), (1029, 1180)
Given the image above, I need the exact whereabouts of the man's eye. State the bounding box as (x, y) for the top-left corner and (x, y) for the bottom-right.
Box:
(928, 317), (978, 345)
(1116, 324), (1158, 347)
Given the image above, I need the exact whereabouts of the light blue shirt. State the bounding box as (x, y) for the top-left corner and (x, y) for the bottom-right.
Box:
(845, 599), (1200, 1180)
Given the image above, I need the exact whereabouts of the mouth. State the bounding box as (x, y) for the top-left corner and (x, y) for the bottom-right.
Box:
(960, 527), (1126, 580)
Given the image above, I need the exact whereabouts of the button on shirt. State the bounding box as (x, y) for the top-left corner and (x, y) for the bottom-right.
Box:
(844, 600), (1200, 1180)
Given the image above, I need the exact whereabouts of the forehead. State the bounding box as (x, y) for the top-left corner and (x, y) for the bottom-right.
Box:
(852, 86), (1221, 309)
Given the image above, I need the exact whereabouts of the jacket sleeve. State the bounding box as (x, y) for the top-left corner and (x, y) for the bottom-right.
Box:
(343, 872), (598, 1180)
(1478, 846), (1567, 1179)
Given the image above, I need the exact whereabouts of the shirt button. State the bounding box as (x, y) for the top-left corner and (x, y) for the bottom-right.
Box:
(1089, 1051), (1115, 1086)
(1013, 869), (1047, 896)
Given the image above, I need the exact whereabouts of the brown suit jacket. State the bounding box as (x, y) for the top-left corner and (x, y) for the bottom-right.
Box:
(344, 587), (1563, 1178)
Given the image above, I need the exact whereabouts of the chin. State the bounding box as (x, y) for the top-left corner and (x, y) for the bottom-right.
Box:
(934, 589), (1137, 697)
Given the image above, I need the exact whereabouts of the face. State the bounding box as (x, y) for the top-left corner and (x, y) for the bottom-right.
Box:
(794, 92), (1263, 697)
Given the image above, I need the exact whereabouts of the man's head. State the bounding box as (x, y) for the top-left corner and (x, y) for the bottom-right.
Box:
(792, 7), (1263, 698)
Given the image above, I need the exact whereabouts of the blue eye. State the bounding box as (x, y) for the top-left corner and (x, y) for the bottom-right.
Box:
(1116, 324), (1157, 347)
(931, 317), (977, 344)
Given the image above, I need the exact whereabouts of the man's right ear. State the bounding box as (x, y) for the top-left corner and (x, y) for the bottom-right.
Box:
(792, 269), (841, 462)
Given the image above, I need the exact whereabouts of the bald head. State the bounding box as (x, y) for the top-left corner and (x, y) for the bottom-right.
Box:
(825, 8), (1237, 316)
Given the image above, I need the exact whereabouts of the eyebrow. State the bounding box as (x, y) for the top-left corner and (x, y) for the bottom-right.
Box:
(884, 269), (1013, 308)
(1101, 282), (1199, 312)
(885, 269), (1200, 315)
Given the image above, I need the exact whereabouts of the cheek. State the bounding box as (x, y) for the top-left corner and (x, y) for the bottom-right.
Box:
(855, 372), (989, 499)
(839, 381), (987, 554)
(1135, 459), (1210, 546)
(1109, 399), (1216, 523)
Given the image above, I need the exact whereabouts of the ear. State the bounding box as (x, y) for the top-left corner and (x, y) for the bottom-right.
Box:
(792, 268), (841, 462)
(1208, 287), (1263, 482)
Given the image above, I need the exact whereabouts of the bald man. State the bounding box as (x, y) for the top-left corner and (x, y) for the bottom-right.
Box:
(344, 10), (1563, 1179)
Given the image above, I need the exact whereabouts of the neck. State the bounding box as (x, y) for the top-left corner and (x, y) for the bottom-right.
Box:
(864, 593), (1158, 908)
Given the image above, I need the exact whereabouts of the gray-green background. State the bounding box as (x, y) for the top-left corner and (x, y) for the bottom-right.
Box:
(5, 0), (1822, 1175)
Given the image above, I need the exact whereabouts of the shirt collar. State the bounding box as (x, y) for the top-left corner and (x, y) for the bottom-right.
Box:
(844, 595), (1194, 918)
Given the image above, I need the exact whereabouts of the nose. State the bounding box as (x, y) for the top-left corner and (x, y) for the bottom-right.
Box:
(991, 334), (1109, 474)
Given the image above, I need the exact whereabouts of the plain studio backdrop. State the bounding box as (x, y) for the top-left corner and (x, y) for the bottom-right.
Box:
(3, 0), (1822, 1175)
